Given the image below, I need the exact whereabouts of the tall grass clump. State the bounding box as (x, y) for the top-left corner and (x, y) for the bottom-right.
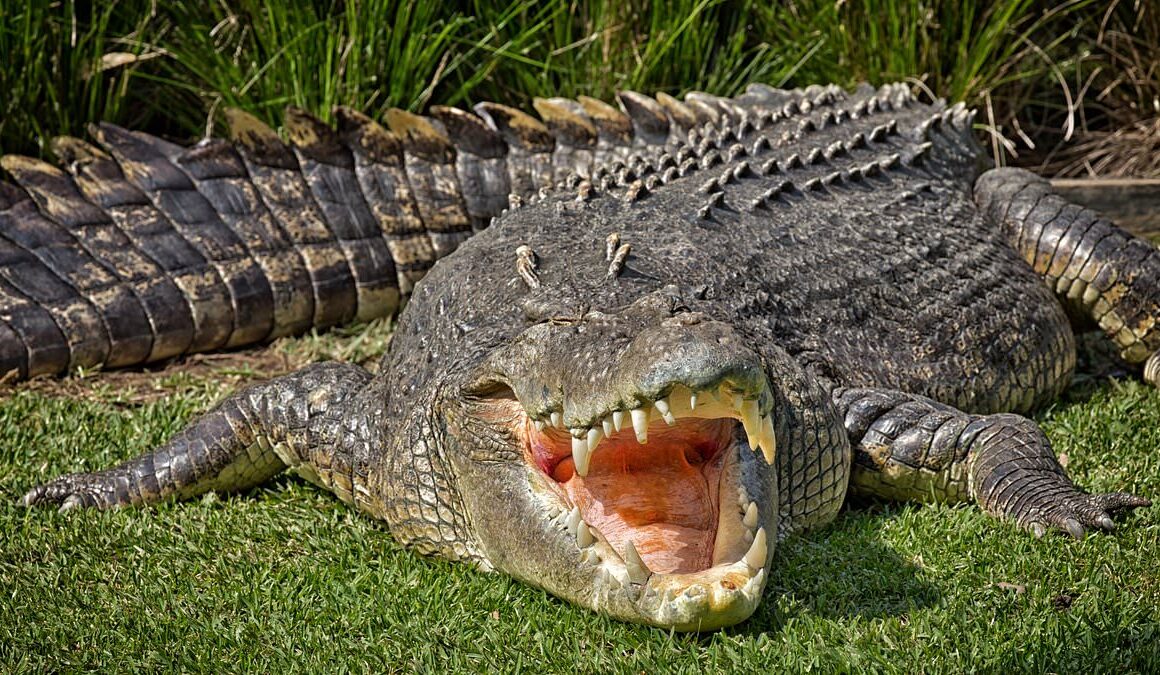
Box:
(0, 0), (1149, 173)
(133, 1), (512, 136)
(0, 0), (161, 156)
(748, 0), (1096, 163)
(459, 0), (821, 105)
(140, 0), (824, 136)
(1042, 0), (1160, 176)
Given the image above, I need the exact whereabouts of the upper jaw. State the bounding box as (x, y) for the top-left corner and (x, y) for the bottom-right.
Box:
(531, 381), (778, 476)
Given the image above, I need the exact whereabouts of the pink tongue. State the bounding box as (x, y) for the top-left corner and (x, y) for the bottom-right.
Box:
(563, 458), (716, 574)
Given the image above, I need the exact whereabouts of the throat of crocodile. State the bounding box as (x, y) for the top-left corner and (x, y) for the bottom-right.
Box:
(530, 419), (732, 574)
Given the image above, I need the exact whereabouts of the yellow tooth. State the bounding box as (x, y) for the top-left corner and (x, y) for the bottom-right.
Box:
(630, 407), (649, 443)
(572, 435), (593, 477)
(740, 398), (761, 454)
(623, 539), (652, 584)
(743, 501), (759, 529)
(740, 398), (760, 433)
(654, 398), (675, 425)
(587, 426), (603, 453)
(759, 415), (776, 464)
(744, 527), (767, 570)
(577, 520), (596, 548)
(565, 506), (582, 534)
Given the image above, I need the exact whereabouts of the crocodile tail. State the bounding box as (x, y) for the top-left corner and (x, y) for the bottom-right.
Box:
(0, 83), (882, 380)
(0, 110), (404, 379)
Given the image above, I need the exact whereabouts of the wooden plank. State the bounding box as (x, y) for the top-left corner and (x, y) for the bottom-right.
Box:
(1051, 178), (1160, 239)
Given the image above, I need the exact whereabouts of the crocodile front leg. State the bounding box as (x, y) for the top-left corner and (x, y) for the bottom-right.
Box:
(975, 168), (1160, 383)
(21, 362), (377, 512)
(834, 387), (1150, 538)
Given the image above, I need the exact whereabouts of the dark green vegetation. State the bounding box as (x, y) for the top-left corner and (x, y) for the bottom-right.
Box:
(2, 0), (1160, 670)
(2, 0), (1158, 174)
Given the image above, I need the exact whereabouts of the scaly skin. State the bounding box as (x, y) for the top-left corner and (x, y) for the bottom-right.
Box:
(15, 82), (1155, 630)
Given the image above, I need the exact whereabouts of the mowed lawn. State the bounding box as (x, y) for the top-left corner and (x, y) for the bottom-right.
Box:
(0, 327), (1157, 673)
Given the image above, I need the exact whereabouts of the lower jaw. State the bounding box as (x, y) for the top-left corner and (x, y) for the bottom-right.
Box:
(632, 558), (768, 631)
(543, 440), (772, 629)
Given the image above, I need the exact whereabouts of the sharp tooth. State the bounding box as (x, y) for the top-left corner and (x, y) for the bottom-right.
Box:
(759, 415), (776, 464)
(587, 426), (603, 452)
(654, 398), (675, 425)
(741, 398), (760, 430)
(550, 411), (563, 428)
(565, 506), (582, 534)
(744, 526), (767, 570)
(623, 540), (652, 584)
(743, 501), (759, 529)
(612, 410), (625, 432)
(689, 391), (698, 410)
(740, 398), (761, 453)
(576, 520), (596, 548)
(572, 434), (593, 477)
(602, 416), (613, 437)
(533, 419), (545, 432)
(630, 407), (649, 443)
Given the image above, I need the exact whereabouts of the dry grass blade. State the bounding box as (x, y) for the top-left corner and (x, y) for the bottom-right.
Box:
(1051, 117), (1160, 177)
(1037, 0), (1160, 177)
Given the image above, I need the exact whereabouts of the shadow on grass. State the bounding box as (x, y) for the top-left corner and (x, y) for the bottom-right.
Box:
(1061, 331), (1137, 405)
(735, 504), (940, 636)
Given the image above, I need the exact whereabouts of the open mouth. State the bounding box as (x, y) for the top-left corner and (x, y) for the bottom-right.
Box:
(530, 414), (735, 574)
(516, 381), (777, 621)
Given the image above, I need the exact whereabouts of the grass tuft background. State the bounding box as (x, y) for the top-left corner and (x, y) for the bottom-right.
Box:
(2, 0), (1158, 173)
(2, 1), (1159, 671)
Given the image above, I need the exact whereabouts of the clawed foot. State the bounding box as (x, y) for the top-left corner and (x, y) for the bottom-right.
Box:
(1021, 491), (1151, 540)
(968, 415), (1152, 541)
(20, 471), (125, 511)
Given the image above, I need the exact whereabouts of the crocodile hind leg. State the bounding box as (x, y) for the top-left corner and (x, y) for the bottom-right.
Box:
(975, 167), (1160, 383)
(21, 362), (376, 512)
(834, 387), (1150, 537)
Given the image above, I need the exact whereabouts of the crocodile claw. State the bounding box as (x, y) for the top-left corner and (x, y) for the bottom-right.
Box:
(1023, 491), (1151, 540)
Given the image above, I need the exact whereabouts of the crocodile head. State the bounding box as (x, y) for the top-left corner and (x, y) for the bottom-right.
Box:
(431, 285), (784, 630)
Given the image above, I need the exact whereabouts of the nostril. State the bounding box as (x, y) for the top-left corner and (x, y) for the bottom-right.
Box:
(662, 312), (706, 327)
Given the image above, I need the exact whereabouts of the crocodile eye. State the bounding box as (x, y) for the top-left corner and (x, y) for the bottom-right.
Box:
(520, 296), (583, 324)
(455, 382), (525, 461)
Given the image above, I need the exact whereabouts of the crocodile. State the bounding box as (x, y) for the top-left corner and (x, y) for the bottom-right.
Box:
(12, 82), (1156, 631)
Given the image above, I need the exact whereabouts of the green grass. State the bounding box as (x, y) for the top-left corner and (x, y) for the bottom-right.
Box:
(1, 348), (1157, 672)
